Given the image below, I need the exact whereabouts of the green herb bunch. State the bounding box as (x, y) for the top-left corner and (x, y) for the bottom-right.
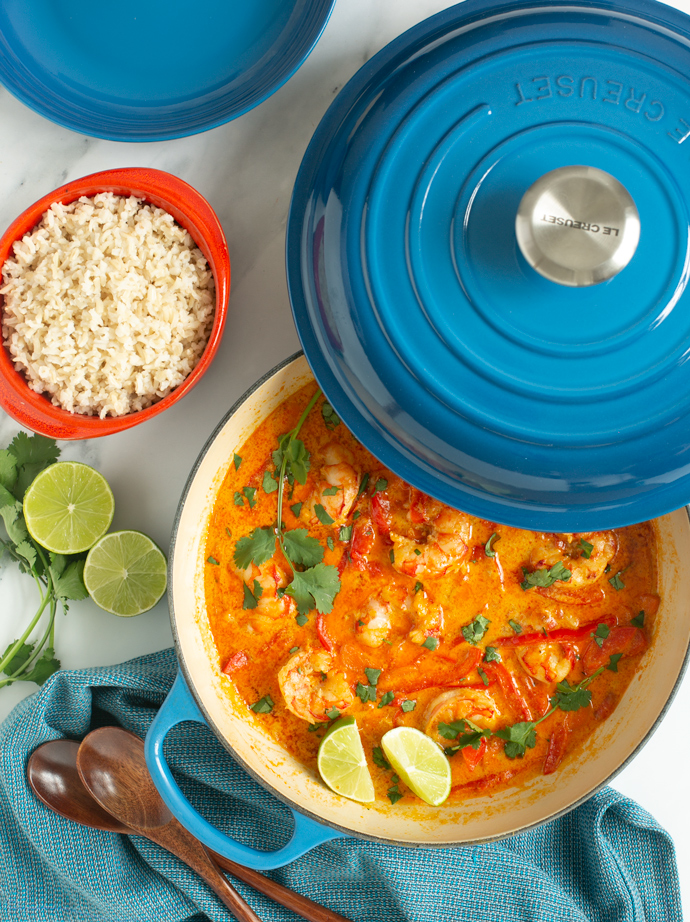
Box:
(233, 391), (342, 616)
(0, 434), (88, 688)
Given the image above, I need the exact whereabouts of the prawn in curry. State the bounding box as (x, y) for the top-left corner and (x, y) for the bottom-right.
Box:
(205, 384), (657, 804)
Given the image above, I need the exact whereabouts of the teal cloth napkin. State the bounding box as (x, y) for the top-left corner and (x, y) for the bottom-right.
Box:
(0, 648), (682, 922)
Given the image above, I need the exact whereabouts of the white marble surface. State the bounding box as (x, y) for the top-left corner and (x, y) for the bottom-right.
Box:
(0, 0), (688, 914)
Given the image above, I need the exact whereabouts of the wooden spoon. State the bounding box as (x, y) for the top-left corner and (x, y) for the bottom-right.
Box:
(27, 737), (352, 922)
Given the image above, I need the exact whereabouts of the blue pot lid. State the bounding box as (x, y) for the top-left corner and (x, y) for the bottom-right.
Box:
(287, 0), (690, 531)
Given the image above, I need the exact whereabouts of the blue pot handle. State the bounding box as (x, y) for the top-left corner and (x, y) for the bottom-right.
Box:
(145, 670), (345, 869)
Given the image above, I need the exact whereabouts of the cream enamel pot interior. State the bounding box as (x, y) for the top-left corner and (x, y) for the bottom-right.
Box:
(145, 352), (690, 869)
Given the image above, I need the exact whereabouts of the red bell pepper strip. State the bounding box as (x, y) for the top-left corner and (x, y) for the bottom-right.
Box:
(462, 736), (487, 772)
(370, 491), (392, 542)
(379, 647), (483, 694)
(581, 626), (646, 675)
(495, 616), (616, 648)
(316, 612), (335, 652)
(221, 651), (248, 675)
(543, 717), (570, 775)
(349, 516), (375, 570)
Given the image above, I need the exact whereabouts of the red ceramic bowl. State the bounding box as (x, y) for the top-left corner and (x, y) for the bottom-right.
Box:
(0, 167), (230, 439)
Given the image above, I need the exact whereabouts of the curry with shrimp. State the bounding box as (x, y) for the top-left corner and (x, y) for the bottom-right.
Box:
(204, 384), (657, 804)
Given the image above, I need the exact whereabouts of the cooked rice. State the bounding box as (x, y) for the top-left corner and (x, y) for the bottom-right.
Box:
(1, 192), (216, 418)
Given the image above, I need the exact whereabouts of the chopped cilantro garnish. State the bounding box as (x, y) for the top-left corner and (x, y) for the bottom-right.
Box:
(387, 786), (403, 805)
(325, 707), (341, 720)
(550, 677), (594, 712)
(484, 646), (501, 663)
(327, 536), (335, 551)
(295, 612), (309, 626)
(356, 682), (377, 703)
(477, 666), (489, 686)
(521, 561), (571, 591)
(495, 722), (537, 759)
(233, 491), (244, 506)
(262, 470), (278, 493)
(314, 503), (335, 526)
(462, 615), (490, 645)
(607, 653), (623, 672)
(378, 691), (395, 707)
(338, 525), (353, 542)
(422, 636), (439, 651)
(401, 699), (416, 713)
(591, 623), (610, 648)
(322, 485), (339, 496)
(389, 549), (395, 564)
(365, 667), (381, 686)
(356, 473), (370, 498)
(242, 580), (263, 609)
(206, 556), (219, 566)
(374, 478), (388, 493)
(249, 695), (273, 714)
(233, 453), (242, 471)
(413, 548), (421, 556)
(352, 510), (361, 520)
(579, 538), (593, 559)
(631, 610), (645, 628)
(290, 502), (303, 518)
(373, 747), (391, 770)
(414, 581), (423, 594)
(242, 486), (257, 508)
(321, 402), (341, 430)
(508, 619), (522, 634)
(289, 646), (299, 655)
(609, 571), (625, 591)
(225, 527), (232, 539)
(485, 533), (499, 557)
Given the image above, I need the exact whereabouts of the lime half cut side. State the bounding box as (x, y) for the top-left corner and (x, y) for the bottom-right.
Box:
(317, 717), (375, 803)
(381, 726), (451, 806)
(84, 530), (167, 617)
(23, 461), (115, 554)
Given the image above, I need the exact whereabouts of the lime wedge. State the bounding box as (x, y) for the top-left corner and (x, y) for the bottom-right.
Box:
(317, 717), (375, 803)
(381, 726), (451, 806)
(84, 530), (167, 617)
(23, 461), (115, 554)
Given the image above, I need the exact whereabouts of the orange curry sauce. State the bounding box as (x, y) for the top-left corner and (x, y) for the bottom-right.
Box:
(204, 384), (657, 804)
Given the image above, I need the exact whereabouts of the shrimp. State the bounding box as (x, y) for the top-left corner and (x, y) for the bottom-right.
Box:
(355, 596), (392, 648)
(391, 504), (472, 577)
(233, 559), (294, 623)
(527, 531), (617, 603)
(516, 642), (575, 684)
(278, 649), (353, 724)
(423, 688), (501, 738)
(407, 589), (443, 645)
(303, 444), (359, 526)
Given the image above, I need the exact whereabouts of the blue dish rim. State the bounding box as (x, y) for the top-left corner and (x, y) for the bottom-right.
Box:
(0, 0), (336, 142)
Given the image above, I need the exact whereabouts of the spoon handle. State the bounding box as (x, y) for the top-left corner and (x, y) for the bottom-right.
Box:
(209, 851), (355, 922)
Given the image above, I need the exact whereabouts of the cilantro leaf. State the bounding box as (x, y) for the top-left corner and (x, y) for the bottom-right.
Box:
(326, 707), (341, 720)
(282, 529), (324, 567)
(326, 536), (335, 551)
(0, 450), (17, 492)
(372, 746), (390, 770)
(290, 502), (303, 518)
(14, 541), (37, 571)
(338, 525), (352, 543)
(295, 612), (309, 626)
(233, 491), (244, 507)
(233, 453), (242, 471)
(242, 580), (263, 610)
(401, 699), (416, 713)
(274, 435), (310, 486)
(609, 571), (625, 591)
(356, 473), (370, 498)
(314, 504), (334, 526)
(521, 561), (571, 591)
(234, 527), (276, 569)
(374, 478), (388, 493)
(495, 722), (537, 759)
(23, 646), (60, 686)
(250, 695), (274, 713)
(477, 666), (489, 686)
(484, 646), (501, 663)
(54, 560), (88, 602)
(591, 623), (610, 648)
(364, 667), (381, 686)
(262, 470), (278, 493)
(8, 434), (59, 500)
(422, 636), (439, 651)
(579, 538), (593, 559)
(0, 482), (16, 509)
(550, 679), (592, 712)
(286, 563), (340, 614)
(378, 691), (395, 707)
(242, 487), (257, 509)
(485, 533), (499, 558)
(321, 402), (340, 430)
(607, 653), (623, 672)
(322, 485), (339, 496)
(356, 682), (377, 703)
(508, 619), (522, 634)
(387, 786), (403, 805)
(631, 610), (645, 628)
(462, 615), (490, 645)
(207, 556), (220, 566)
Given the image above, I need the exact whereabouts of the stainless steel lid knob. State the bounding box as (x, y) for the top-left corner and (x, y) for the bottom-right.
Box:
(515, 166), (640, 287)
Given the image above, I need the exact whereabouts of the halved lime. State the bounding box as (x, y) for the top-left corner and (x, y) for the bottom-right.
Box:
(23, 461), (115, 554)
(380, 726), (451, 806)
(84, 530), (167, 617)
(317, 717), (375, 803)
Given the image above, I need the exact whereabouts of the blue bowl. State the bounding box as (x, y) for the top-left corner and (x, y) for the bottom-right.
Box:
(0, 0), (335, 141)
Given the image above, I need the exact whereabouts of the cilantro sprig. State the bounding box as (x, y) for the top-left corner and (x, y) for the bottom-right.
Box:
(232, 391), (341, 616)
(520, 561), (572, 591)
(0, 434), (89, 689)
